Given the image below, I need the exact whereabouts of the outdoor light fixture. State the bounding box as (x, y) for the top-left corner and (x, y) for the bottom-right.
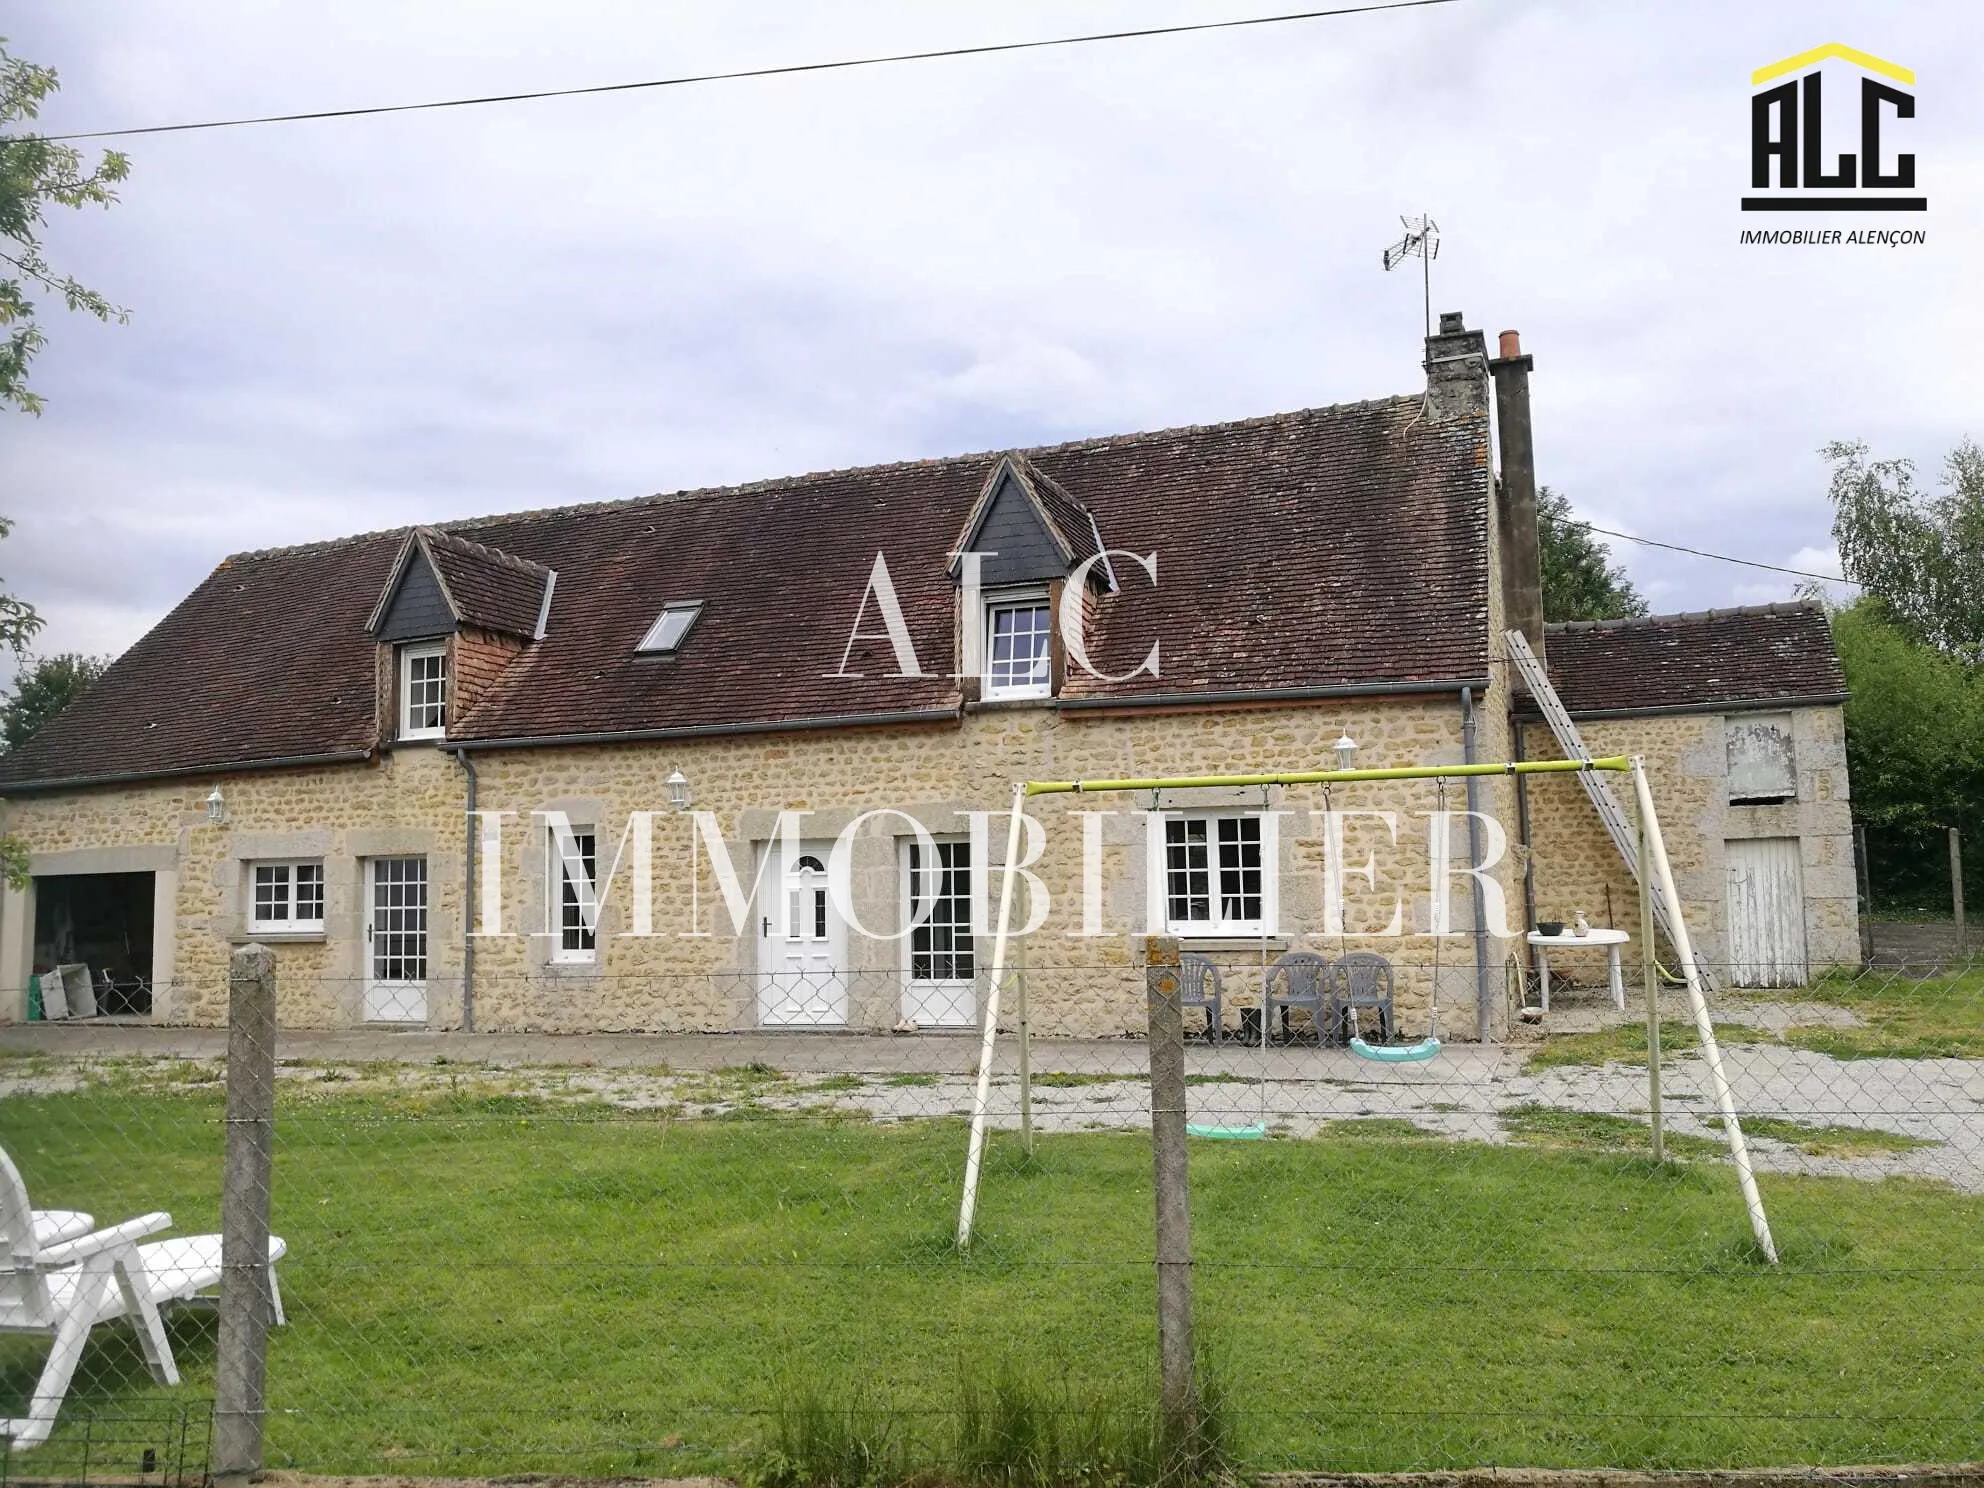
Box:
(665, 770), (692, 813)
(1333, 734), (1359, 771)
(205, 786), (227, 824)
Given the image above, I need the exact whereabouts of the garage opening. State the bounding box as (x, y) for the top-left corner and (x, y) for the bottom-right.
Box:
(32, 872), (155, 1017)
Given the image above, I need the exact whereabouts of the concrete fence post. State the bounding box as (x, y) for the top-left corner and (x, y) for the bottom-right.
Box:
(1952, 827), (1966, 950)
(1144, 935), (1196, 1428)
(215, 943), (277, 1483)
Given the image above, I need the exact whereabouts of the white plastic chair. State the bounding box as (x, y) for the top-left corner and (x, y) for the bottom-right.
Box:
(1, 1148), (286, 1451)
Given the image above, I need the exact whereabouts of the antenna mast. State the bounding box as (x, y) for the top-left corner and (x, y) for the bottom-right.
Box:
(1381, 214), (1440, 337)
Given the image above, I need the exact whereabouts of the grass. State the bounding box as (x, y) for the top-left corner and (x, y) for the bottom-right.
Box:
(1525, 1018), (1774, 1071)
(3, 1086), (1982, 1478)
(1501, 1103), (1725, 1159)
(1737, 1116), (1937, 1157)
(753, 1360), (1232, 1488)
(1774, 962), (1984, 1060)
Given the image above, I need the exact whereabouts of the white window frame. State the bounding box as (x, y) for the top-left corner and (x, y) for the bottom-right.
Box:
(982, 587), (1054, 701)
(900, 836), (976, 989)
(551, 828), (599, 965)
(637, 601), (703, 655)
(249, 859), (326, 934)
(400, 641), (449, 740)
(1159, 812), (1277, 938)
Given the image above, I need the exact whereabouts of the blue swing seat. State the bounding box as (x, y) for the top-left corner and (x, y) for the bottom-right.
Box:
(1349, 1036), (1441, 1064)
(1185, 1122), (1268, 1140)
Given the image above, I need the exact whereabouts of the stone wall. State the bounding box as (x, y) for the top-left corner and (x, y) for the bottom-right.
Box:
(3, 696), (1549, 1038)
(1518, 704), (1858, 981)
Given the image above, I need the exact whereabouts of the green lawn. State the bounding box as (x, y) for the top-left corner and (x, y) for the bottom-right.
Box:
(3, 1081), (1981, 1478)
(1777, 962), (1984, 1060)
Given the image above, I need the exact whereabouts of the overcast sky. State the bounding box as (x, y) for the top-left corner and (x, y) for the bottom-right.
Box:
(4, 0), (1978, 667)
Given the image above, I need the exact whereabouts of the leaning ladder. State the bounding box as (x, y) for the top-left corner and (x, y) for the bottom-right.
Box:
(1504, 629), (1707, 985)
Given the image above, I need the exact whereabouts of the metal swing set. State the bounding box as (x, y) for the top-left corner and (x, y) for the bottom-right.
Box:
(953, 751), (1780, 1267)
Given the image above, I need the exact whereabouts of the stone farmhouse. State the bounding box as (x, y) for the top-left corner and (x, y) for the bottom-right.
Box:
(0, 313), (1854, 1038)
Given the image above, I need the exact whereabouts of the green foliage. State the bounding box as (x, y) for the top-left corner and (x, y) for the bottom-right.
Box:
(1, 649), (106, 749)
(2, 39), (130, 414)
(0, 833), (25, 891)
(1828, 437), (1984, 662)
(1537, 486), (1648, 623)
(1829, 599), (1984, 907)
(0, 514), (40, 655)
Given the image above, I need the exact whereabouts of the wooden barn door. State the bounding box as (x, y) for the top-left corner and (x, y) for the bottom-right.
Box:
(1725, 837), (1808, 988)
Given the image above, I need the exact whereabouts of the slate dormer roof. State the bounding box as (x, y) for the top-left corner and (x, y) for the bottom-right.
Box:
(1539, 602), (1849, 718)
(368, 527), (556, 642)
(0, 394), (1495, 791)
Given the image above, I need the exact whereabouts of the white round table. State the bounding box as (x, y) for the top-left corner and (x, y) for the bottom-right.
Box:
(1526, 928), (1631, 1012)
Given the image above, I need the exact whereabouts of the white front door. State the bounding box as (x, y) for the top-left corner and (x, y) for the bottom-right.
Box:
(757, 844), (848, 1026)
(1725, 837), (1808, 988)
(365, 856), (429, 1023)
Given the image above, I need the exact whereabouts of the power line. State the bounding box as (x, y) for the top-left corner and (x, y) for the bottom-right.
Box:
(42, 0), (1463, 143)
(1562, 517), (1858, 586)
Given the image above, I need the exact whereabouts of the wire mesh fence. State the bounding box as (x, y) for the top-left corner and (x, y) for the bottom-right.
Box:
(3, 946), (1982, 1480)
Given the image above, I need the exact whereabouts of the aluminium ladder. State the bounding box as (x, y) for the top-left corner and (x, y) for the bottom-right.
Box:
(1504, 628), (1708, 986)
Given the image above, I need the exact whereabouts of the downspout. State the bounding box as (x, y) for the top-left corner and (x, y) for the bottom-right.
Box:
(454, 748), (477, 1034)
(1461, 688), (1493, 1043)
(1513, 723), (1538, 937)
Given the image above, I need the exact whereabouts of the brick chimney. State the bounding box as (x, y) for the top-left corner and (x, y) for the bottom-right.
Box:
(1489, 329), (1545, 657)
(1423, 310), (1488, 421)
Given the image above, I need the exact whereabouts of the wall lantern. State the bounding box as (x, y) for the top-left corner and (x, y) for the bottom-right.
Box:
(665, 770), (693, 813)
(1332, 734), (1359, 772)
(205, 786), (228, 824)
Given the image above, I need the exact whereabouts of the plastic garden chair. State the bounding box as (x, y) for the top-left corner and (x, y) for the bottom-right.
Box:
(1178, 953), (1224, 1042)
(1331, 952), (1397, 1044)
(0, 1146), (287, 1450)
(1263, 951), (1335, 1046)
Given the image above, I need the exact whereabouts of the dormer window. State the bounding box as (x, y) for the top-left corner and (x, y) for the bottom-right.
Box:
(400, 642), (449, 739)
(638, 601), (703, 655)
(984, 589), (1053, 700)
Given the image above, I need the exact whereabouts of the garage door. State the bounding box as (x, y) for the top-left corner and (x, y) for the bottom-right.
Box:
(1725, 837), (1808, 988)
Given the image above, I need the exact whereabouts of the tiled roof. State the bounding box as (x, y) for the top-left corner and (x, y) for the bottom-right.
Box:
(0, 395), (1494, 790)
(0, 535), (399, 788)
(421, 529), (552, 640)
(1541, 602), (1848, 716)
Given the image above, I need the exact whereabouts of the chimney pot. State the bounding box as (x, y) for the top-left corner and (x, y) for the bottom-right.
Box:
(1438, 311), (1465, 334)
(1498, 329), (1521, 359)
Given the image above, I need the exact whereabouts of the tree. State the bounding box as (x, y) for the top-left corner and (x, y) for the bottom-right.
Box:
(2, 37), (130, 415)
(1537, 486), (1648, 623)
(2, 650), (106, 751)
(1827, 437), (1984, 662)
(0, 514), (37, 653)
(1830, 598), (1984, 912)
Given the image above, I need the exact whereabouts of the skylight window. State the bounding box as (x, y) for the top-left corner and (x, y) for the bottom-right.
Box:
(637, 601), (703, 655)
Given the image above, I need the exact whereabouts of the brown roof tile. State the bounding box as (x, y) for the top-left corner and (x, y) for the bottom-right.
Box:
(1541, 602), (1847, 716)
(0, 395), (1494, 790)
(421, 528), (553, 640)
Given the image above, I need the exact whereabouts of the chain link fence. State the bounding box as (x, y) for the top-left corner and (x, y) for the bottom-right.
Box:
(4, 945), (1981, 1480)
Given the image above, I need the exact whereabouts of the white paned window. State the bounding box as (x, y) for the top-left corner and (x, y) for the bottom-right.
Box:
(1727, 712), (1797, 804)
(907, 839), (975, 984)
(984, 592), (1053, 700)
(1164, 816), (1270, 936)
(250, 860), (325, 932)
(400, 642), (449, 739)
(554, 830), (599, 963)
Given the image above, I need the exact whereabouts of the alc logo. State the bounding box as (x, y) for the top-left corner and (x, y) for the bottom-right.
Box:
(1745, 44), (1924, 212)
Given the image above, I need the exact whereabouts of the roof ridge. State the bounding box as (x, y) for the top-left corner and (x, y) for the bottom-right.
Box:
(1545, 599), (1826, 633)
(419, 524), (553, 578)
(210, 393), (1425, 565)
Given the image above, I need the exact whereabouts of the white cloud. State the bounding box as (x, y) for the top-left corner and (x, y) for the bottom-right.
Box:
(3, 0), (1977, 658)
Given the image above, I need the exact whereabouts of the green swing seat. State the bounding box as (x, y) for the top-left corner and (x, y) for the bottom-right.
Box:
(1349, 1035), (1441, 1064)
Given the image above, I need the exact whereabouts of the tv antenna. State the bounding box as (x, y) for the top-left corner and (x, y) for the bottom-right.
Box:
(1382, 214), (1440, 337)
